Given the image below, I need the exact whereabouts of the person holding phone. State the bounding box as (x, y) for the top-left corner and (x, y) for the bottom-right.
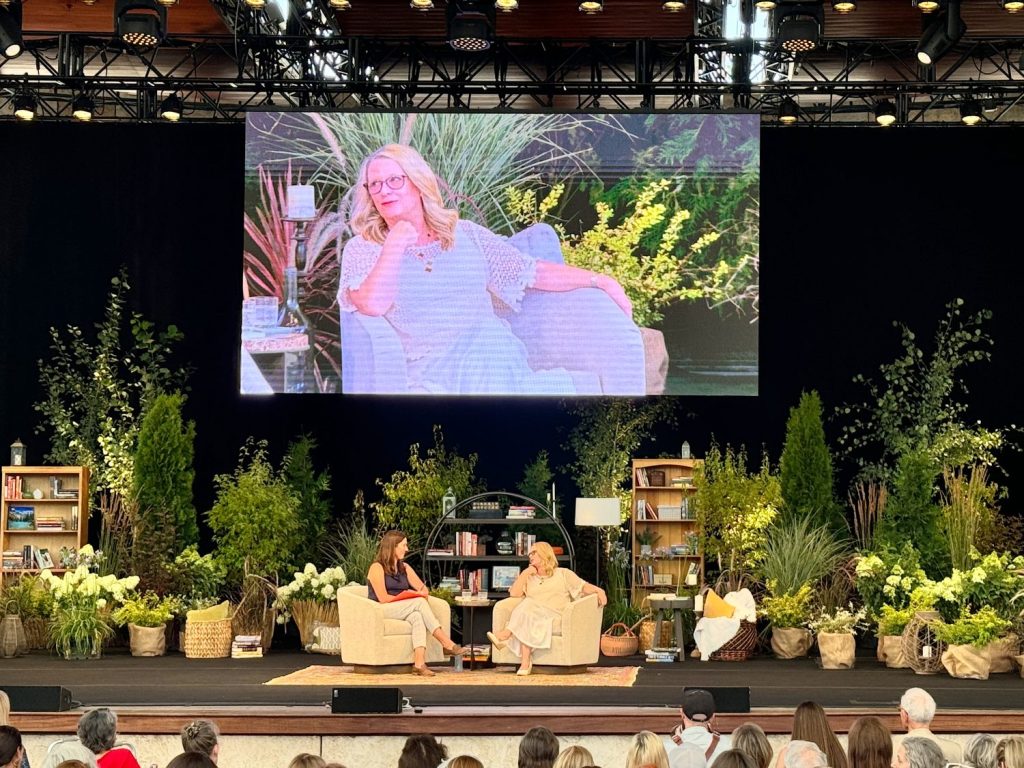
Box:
(486, 541), (607, 676)
(367, 529), (467, 676)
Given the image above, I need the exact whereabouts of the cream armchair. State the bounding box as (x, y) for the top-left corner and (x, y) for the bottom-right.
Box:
(490, 593), (603, 672)
(337, 584), (451, 672)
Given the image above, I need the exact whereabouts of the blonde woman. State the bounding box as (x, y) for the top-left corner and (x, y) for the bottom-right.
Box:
(554, 746), (595, 768)
(625, 731), (669, 768)
(487, 542), (607, 676)
(997, 737), (1024, 768)
(339, 143), (632, 395)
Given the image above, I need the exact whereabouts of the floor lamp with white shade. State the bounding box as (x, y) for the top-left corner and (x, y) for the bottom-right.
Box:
(574, 497), (621, 585)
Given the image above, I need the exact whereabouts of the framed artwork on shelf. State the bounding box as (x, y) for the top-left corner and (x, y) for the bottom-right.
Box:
(491, 566), (520, 590)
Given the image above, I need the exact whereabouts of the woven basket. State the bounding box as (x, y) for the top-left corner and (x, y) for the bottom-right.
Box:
(183, 617), (233, 659)
(22, 617), (50, 651)
(291, 600), (340, 650)
(601, 622), (639, 657)
(638, 619), (674, 652)
(710, 620), (758, 661)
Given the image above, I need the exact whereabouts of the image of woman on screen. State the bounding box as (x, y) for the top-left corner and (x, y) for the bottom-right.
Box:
(486, 541), (607, 676)
(338, 143), (635, 395)
(367, 529), (467, 677)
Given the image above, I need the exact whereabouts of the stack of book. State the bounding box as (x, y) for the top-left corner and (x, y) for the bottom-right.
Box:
(231, 635), (264, 658)
(2, 550), (24, 571)
(35, 516), (66, 531)
(426, 546), (454, 557)
(4, 475), (23, 499)
(454, 531), (479, 555)
(506, 505), (535, 519)
(514, 532), (536, 555)
(645, 647), (680, 663)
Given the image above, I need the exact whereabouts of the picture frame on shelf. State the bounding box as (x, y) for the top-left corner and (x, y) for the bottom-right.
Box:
(38, 548), (55, 569)
(491, 565), (520, 590)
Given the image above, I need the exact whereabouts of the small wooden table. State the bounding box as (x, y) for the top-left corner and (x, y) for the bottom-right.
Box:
(649, 595), (695, 662)
(455, 598), (495, 670)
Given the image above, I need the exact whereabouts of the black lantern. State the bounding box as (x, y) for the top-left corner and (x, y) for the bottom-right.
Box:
(10, 438), (26, 466)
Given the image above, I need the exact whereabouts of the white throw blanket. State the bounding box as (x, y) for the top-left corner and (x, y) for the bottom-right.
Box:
(692, 588), (757, 661)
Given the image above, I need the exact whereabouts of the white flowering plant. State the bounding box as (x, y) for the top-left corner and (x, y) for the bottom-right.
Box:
(807, 604), (868, 635)
(57, 544), (106, 572)
(272, 563), (347, 624)
(40, 565), (140, 612)
(854, 543), (928, 620)
(910, 549), (1024, 623)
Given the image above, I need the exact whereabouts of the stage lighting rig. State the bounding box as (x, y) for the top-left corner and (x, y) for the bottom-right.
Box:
(72, 93), (95, 121)
(779, 96), (800, 124)
(775, 2), (824, 53)
(916, 0), (965, 65)
(0, 0), (22, 59)
(447, 0), (495, 52)
(13, 88), (36, 120)
(115, 0), (167, 48)
(874, 99), (897, 126)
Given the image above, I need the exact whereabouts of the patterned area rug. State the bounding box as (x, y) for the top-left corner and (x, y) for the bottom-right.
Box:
(265, 664), (639, 687)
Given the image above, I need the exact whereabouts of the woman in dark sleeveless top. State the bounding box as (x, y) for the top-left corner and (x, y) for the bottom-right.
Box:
(367, 530), (466, 676)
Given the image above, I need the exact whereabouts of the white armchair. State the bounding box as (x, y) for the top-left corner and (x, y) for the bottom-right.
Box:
(336, 584), (451, 672)
(490, 593), (603, 672)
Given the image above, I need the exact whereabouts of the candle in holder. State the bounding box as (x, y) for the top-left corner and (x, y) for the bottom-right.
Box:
(287, 184), (316, 219)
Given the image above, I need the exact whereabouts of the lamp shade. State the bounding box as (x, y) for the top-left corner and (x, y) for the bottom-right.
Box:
(574, 497), (620, 527)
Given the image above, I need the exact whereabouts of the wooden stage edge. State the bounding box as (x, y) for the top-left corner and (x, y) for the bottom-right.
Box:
(14, 707), (1024, 737)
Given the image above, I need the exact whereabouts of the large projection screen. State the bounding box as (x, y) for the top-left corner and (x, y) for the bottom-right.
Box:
(242, 112), (759, 396)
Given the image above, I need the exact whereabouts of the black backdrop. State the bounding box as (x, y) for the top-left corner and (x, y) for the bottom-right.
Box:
(1, 121), (1020, 527)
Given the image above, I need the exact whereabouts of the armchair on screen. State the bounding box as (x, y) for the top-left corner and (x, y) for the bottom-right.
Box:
(339, 223), (646, 395)
(489, 593), (603, 672)
(336, 584), (451, 672)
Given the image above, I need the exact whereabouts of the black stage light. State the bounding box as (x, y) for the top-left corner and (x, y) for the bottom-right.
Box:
(779, 96), (800, 124)
(916, 1), (964, 65)
(776, 3), (824, 53)
(72, 93), (95, 121)
(663, 0), (687, 10)
(832, 0), (856, 11)
(912, 0), (941, 11)
(410, 0), (434, 9)
(874, 99), (897, 126)
(328, 0), (351, 8)
(0, 1), (22, 59)
(755, 0), (778, 8)
(579, 0), (604, 12)
(160, 93), (183, 121)
(960, 99), (983, 125)
(495, 0), (518, 10)
(447, 0), (494, 51)
(115, 0), (167, 47)
(13, 88), (36, 120)
(1001, 0), (1023, 11)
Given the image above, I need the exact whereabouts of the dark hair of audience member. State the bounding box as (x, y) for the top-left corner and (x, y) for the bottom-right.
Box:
(731, 724), (773, 768)
(399, 734), (449, 768)
(166, 752), (218, 768)
(711, 750), (758, 768)
(448, 757), (484, 768)
(792, 701), (848, 768)
(55, 762), (92, 768)
(519, 727), (560, 768)
(847, 716), (892, 768)
(288, 754), (327, 768)
(0, 726), (23, 768)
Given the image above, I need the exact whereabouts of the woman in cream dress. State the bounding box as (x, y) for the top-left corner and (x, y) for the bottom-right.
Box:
(487, 541), (607, 676)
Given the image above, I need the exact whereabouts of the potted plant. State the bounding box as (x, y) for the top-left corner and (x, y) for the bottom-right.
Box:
(936, 606), (1012, 680)
(636, 528), (661, 558)
(2, 574), (54, 650)
(808, 604), (867, 669)
(875, 604), (917, 668)
(761, 583), (814, 659)
(41, 566), (138, 660)
(113, 592), (180, 657)
(273, 563), (347, 650)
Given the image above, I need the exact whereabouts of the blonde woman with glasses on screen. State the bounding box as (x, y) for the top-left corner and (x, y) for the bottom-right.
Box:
(486, 541), (606, 676)
(339, 143), (633, 395)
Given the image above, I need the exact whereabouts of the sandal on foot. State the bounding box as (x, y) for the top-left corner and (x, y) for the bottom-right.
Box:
(412, 665), (436, 677)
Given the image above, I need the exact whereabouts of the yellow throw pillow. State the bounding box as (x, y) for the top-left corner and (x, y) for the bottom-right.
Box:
(187, 600), (231, 623)
(703, 589), (735, 619)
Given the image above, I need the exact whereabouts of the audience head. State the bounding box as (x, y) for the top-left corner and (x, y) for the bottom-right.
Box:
(448, 757), (484, 768)
(554, 746), (595, 768)
(55, 762), (92, 768)
(997, 737), (1024, 768)
(681, 689), (717, 728)
(519, 727), (560, 768)
(847, 717), (892, 768)
(287, 755), (327, 768)
(792, 701), (847, 768)
(899, 689), (937, 729)
(783, 741), (828, 768)
(0, 725), (23, 768)
(77, 707), (119, 754)
(0, 692), (11, 725)
(181, 719), (220, 762)
(964, 735), (997, 768)
(625, 730), (670, 768)
(895, 738), (944, 768)
(712, 750), (758, 768)
(167, 753), (218, 768)
(731, 724), (773, 768)
(400, 734), (449, 768)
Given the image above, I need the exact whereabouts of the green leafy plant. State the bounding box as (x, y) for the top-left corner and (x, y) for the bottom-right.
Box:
(636, 528), (661, 548)
(875, 604), (917, 637)
(876, 447), (948, 577)
(761, 584), (814, 628)
(517, 450), (555, 508)
(112, 591), (180, 628)
(941, 465), (996, 573)
(807, 604), (868, 635)
(934, 606), (1011, 648)
(167, 546), (226, 612)
(760, 517), (850, 596)
(321, 493), (379, 585)
(1, 574), (54, 619)
(283, 434), (333, 568)
(49, 599), (114, 660)
(854, 543), (928, 620)
(779, 391), (845, 534)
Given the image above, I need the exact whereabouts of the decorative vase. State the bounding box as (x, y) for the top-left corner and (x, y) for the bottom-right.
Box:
(63, 633), (102, 661)
(817, 632), (856, 669)
(129, 623), (168, 657)
(0, 615), (28, 658)
(901, 610), (946, 675)
(941, 643), (991, 680)
(771, 627), (813, 659)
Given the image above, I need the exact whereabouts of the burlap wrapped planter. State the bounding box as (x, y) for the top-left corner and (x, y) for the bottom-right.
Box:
(942, 643), (990, 679)
(817, 632), (855, 669)
(771, 627), (812, 659)
(878, 635), (910, 668)
(985, 634), (1019, 674)
(128, 624), (167, 657)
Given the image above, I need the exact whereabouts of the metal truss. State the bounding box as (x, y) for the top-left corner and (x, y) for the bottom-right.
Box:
(3, 32), (1024, 124)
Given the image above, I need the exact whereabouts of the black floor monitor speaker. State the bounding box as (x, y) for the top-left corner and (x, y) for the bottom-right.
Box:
(331, 687), (404, 714)
(0, 685), (74, 712)
(683, 686), (750, 713)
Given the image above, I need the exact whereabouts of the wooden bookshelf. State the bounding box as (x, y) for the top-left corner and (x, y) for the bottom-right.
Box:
(2, 466), (88, 577)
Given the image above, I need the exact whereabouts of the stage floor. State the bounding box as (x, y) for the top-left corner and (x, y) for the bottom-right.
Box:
(2, 648), (1022, 712)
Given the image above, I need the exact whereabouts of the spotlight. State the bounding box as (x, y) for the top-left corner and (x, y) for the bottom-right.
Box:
(912, 0), (941, 11)
(328, 0), (351, 8)
(0, 1), (22, 59)
(579, 0), (603, 12)
(1001, 0), (1024, 11)
(916, 3), (965, 65)
(13, 89), (36, 120)
(495, 0), (518, 10)
(832, 0), (856, 11)
(447, 0), (494, 51)
(155, 0), (177, 6)
(410, 0), (434, 8)
(72, 93), (95, 121)
(663, 0), (687, 10)
(960, 99), (983, 125)
(159, 93), (182, 121)
(779, 96), (800, 124)
(755, 0), (778, 8)
(115, 0), (167, 47)
(874, 99), (897, 126)
(776, 4), (823, 53)
(243, 0), (266, 7)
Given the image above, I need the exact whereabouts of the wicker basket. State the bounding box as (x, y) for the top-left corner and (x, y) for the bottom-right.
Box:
(22, 617), (50, 651)
(601, 622), (639, 657)
(638, 619), (675, 652)
(183, 617), (234, 659)
(291, 601), (340, 650)
(710, 620), (758, 661)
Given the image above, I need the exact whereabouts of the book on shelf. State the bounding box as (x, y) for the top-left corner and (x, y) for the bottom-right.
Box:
(506, 505), (536, 519)
(635, 467), (649, 487)
(3, 550), (24, 570)
(7, 506), (35, 530)
(427, 547), (454, 556)
(5, 475), (24, 500)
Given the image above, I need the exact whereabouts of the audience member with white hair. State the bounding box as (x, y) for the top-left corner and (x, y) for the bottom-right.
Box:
(897, 688), (962, 763)
(782, 741), (828, 768)
(964, 735), (997, 768)
(894, 738), (944, 768)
